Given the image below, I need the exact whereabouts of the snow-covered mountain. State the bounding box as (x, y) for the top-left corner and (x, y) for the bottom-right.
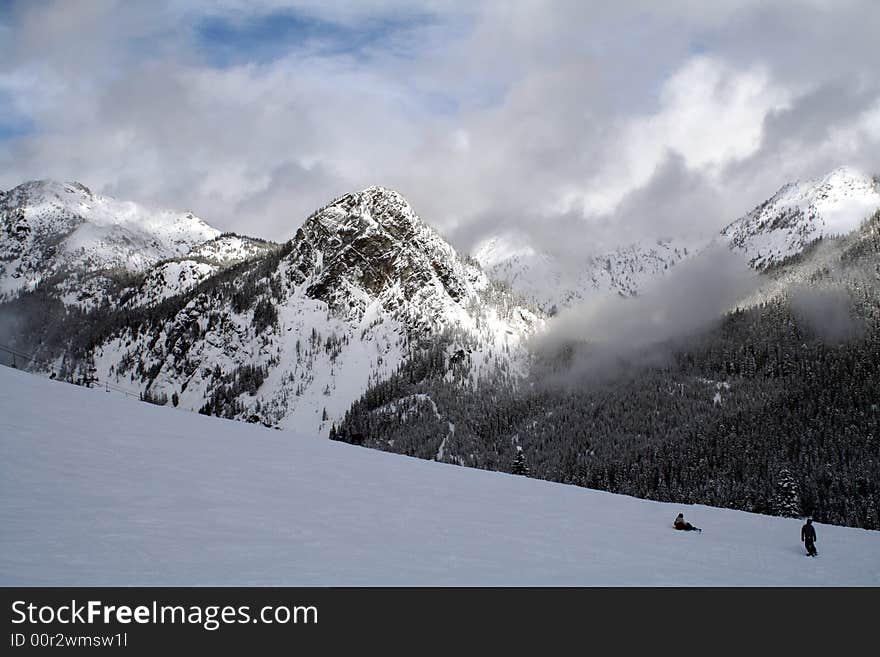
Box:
(5, 166), (878, 440)
(291, 186), (526, 335)
(477, 166), (880, 311)
(475, 232), (693, 312)
(0, 180), (221, 308)
(8, 185), (539, 436)
(121, 234), (280, 308)
(721, 166), (880, 270)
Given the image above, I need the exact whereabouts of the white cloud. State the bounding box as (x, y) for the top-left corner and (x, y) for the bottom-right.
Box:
(566, 57), (792, 218)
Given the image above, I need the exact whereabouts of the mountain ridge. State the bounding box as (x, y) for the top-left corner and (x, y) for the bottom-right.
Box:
(0, 179), (220, 308)
(1, 181), (540, 436)
(2, 166), (878, 448)
(721, 165), (880, 270)
(474, 165), (880, 312)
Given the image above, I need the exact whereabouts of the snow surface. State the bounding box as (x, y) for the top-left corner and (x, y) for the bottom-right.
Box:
(2, 366), (878, 586)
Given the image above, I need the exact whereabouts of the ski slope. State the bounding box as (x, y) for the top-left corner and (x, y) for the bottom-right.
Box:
(1, 366), (877, 586)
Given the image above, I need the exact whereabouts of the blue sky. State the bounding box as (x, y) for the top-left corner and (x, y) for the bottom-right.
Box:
(187, 6), (464, 118)
(193, 8), (437, 67)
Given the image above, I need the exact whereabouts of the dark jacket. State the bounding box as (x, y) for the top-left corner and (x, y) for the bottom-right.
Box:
(674, 515), (695, 530)
(801, 523), (816, 542)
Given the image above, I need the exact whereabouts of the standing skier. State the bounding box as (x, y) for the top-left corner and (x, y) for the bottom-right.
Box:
(801, 518), (818, 556)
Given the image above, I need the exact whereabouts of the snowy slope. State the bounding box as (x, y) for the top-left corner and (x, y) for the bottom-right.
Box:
(722, 166), (880, 270)
(0, 180), (220, 306)
(122, 259), (220, 308)
(475, 231), (693, 312)
(121, 235), (280, 308)
(186, 233), (276, 265)
(1, 365), (877, 586)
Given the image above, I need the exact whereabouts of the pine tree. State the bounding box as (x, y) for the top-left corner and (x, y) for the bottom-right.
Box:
(772, 467), (802, 518)
(512, 447), (529, 476)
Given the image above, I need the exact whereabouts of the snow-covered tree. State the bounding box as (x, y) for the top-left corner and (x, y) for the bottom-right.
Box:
(772, 468), (801, 518)
(512, 447), (529, 476)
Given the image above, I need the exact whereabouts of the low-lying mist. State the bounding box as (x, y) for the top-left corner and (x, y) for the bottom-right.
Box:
(789, 285), (867, 343)
(529, 245), (760, 388)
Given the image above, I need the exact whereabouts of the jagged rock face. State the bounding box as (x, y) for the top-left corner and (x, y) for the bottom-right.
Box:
(0, 180), (220, 306)
(722, 166), (880, 270)
(286, 187), (504, 336)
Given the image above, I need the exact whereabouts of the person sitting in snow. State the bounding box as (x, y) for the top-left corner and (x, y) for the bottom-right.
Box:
(673, 512), (701, 532)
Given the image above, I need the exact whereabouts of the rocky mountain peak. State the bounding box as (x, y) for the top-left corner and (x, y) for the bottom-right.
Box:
(303, 186), (429, 246)
(288, 187), (482, 324)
